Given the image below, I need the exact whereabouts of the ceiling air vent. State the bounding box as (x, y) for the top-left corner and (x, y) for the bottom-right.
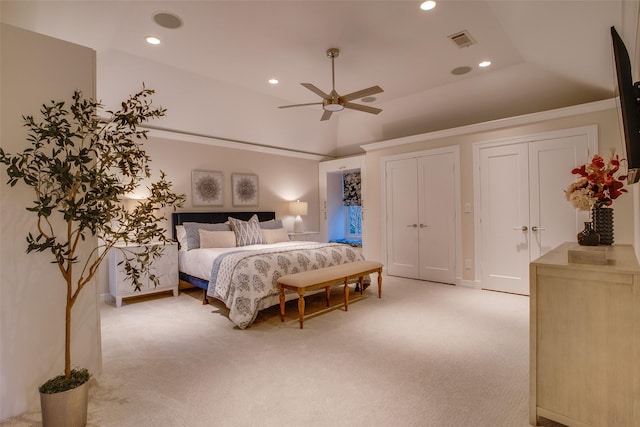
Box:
(448, 30), (475, 48)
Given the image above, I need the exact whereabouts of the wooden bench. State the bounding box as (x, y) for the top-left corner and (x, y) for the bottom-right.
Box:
(276, 260), (383, 329)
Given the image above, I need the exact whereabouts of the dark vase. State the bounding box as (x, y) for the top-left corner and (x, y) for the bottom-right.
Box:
(593, 206), (614, 245)
(577, 221), (600, 246)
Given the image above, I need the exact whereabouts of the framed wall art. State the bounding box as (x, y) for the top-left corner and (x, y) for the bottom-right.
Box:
(231, 173), (258, 206)
(191, 170), (224, 206)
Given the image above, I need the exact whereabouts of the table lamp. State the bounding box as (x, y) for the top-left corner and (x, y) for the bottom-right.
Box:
(289, 200), (308, 233)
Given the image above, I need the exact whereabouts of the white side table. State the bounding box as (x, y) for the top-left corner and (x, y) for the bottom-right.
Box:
(287, 231), (321, 242)
(108, 242), (178, 307)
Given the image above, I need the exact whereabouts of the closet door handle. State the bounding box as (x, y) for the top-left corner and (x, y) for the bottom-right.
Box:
(513, 226), (528, 231)
(531, 226), (545, 232)
(407, 224), (417, 228)
(419, 224), (427, 228)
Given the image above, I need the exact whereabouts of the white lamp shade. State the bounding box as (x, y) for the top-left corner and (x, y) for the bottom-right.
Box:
(289, 200), (308, 216)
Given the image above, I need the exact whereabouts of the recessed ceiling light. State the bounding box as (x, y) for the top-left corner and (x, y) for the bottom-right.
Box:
(479, 60), (492, 68)
(268, 78), (279, 85)
(420, 1), (436, 11)
(146, 36), (161, 45)
(361, 96), (376, 103)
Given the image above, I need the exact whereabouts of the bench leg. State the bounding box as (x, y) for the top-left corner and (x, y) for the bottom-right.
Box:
(297, 291), (305, 329)
(344, 278), (349, 311)
(359, 276), (364, 295)
(325, 286), (331, 307)
(278, 285), (286, 322)
(377, 268), (383, 298)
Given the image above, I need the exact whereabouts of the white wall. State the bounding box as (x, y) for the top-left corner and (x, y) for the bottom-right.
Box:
(363, 101), (635, 281)
(0, 25), (323, 419)
(97, 50), (339, 156)
(0, 25), (99, 419)
(96, 134), (322, 297)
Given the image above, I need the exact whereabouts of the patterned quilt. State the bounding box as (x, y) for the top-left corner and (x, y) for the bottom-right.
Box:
(208, 243), (364, 329)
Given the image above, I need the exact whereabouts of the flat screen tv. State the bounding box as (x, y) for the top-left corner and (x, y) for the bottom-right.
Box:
(611, 26), (640, 184)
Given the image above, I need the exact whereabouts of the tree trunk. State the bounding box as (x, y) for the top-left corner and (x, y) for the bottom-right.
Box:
(65, 297), (72, 378)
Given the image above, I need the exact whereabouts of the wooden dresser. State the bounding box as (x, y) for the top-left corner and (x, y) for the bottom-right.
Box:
(529, 242), (640, 426)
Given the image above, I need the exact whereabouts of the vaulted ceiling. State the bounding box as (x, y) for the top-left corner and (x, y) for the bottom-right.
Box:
(2, 1), (639, 157)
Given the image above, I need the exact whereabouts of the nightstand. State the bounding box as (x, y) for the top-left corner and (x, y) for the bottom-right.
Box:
(108, 242), (178, 307)
(287, 231), (320, 242)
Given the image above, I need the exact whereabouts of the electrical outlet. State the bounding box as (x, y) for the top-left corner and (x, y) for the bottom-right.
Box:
(464, 259), (472, 270)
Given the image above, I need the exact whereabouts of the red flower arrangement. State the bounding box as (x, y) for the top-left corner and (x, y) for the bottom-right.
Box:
(565, 150), (627, 211)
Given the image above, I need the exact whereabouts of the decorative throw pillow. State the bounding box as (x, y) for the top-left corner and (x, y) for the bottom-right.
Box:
(175, 225), (188, 251)
(259, 219), (283, 230)
(183, 222), (232, 250)
(228, 215), (266, 246)
(262, 228), (290, 244)
(199, 230), (237, 248)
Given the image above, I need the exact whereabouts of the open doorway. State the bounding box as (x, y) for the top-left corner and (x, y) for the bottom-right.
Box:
(319, 156), (365, 253)
(326, 169), (362, 247)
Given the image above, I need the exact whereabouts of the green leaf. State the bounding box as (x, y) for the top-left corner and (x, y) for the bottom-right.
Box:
(0, 85), (185, 375)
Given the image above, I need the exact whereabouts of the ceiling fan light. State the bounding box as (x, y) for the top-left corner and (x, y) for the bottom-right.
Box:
(283, 48), (380, 120)
(323, 103), (344, 112)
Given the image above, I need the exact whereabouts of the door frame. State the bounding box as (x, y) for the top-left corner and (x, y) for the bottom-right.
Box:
(381, 145), (462, 285)
(319, 155), (366, 251)
(472, 125), (598, 289)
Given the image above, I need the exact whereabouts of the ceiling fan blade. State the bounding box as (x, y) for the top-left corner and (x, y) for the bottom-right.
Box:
(279, 102), (323, 109)
(301, 83), (331, 100)
(343, 102), (382, 115)
(341, 85), (384, 102)
(320, 110), (333, 121)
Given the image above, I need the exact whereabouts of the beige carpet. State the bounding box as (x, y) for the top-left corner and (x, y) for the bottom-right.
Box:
(2, 276), (564, 427)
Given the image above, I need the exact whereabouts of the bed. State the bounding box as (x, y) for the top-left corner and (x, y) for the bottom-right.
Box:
(172, 211), (367, 329)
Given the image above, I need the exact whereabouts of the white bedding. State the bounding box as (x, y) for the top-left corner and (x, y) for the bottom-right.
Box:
(178, 241), (317, 282)
(179, 241), (365, 328)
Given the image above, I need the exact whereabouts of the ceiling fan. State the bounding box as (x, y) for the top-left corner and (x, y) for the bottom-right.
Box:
(279, 48), (383, 121)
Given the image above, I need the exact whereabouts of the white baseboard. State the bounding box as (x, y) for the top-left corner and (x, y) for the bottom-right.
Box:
(458, 278), (481, 289)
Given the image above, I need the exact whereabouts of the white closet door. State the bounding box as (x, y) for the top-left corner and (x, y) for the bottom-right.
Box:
(418, 152), (456, 284)
(528, 136), (590, 260)
(479, 133), (590, 295)
(385, 158), (419, 278)
(480, 144), (531, 295)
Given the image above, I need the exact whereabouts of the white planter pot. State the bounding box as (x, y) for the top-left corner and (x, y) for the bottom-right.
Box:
(40, 380), (88, 427)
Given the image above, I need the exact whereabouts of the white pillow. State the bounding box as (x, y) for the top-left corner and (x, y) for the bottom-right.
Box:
(262, 228), (290, 244)
(260, 219), (284, 229)
(199, 230), (237, 248)
(175, 225), (188, 250)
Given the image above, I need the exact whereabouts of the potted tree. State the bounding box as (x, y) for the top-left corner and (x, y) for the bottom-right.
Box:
(0, 87), (185, 426)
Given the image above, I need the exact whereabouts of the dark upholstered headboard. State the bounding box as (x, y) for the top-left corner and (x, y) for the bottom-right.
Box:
(171, 211), (276, 239)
